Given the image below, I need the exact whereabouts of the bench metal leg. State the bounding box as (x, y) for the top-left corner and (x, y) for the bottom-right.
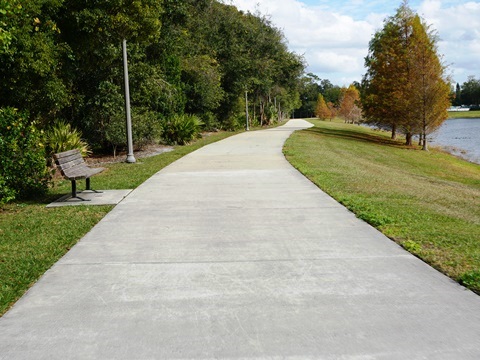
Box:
(85, 178), (102, 193)
(71, 180), (89, 201)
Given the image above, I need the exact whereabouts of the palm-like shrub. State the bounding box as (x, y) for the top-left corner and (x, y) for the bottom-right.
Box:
(162, 114), (204, 145)
(45, 121), (91, 157)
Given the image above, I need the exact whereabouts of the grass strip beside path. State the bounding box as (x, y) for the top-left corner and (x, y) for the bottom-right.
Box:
(0, 131), (237, 316)
(284, 119), (480, 293)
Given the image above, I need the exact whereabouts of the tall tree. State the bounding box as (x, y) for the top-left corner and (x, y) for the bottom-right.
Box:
(362, 4), (413, 139)
(408, 15), (450, 150)
(454, 83), (462, 106)
(362, 1), (450, 146)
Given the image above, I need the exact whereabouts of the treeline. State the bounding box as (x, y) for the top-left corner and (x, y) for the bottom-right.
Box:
(0, 0), (305, 203)
(296, 73), (362, 124)
(453, 76), (480, 107)
(295, 74), (343, 119)
(0, 0), (304, 150)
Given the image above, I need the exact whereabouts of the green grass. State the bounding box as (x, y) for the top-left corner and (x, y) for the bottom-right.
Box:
(448, 110), (480, 119)
(284, 119), (480, 293)
(0, 130), (238, 316)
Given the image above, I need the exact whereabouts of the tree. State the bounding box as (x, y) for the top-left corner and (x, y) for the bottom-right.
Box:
(327, 101), (337, 119)
(362, 4), (413, 140)
(461, 76), (480, 106)
(408, 15), (450, 150)
(0, 0), (70, 122)
(453, 83), (462, 106)
(181, 55), (224, 115)
(315, 94), (331, 120)
(361, 1), (450, 146)
(297, 73), (322, 118)
(56, 0), (163, 145)
(1, 0), (305, 153)
(339, 85), (362, 124)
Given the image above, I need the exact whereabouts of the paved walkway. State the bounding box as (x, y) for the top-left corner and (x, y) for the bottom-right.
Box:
(1, 120), (480, 359)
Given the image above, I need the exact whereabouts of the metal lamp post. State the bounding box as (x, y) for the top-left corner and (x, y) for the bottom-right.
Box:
(122, 39), (136, 163)
(245, 90), (250, 131)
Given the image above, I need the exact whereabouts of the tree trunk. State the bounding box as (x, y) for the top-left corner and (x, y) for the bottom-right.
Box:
(259, 99), (265, 126)
(422, 136), (428, 151)
(391, 123), (397, 139)
(405, 132), (413, 146)
(422, 123), (428, 151)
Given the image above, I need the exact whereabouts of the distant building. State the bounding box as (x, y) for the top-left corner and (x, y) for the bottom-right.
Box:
(448, 106), (470, 112)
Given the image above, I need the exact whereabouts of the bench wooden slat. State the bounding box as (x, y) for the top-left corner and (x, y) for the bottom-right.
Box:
(63, 166), (104, 180)
(57, 158), (85, 171)
(55, 153), (83, 165)
(53, 149), (81, 160)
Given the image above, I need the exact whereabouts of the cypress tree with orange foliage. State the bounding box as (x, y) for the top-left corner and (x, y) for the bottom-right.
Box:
(315, 94), (331, 120)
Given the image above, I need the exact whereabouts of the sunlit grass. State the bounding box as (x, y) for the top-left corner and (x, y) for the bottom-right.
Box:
(284, 119), (480, 293)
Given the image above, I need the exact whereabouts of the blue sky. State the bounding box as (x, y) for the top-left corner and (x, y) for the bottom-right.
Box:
(226, 0), (480, 86)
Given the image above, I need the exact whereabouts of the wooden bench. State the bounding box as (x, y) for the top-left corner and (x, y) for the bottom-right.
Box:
(53, 149), (105, 201)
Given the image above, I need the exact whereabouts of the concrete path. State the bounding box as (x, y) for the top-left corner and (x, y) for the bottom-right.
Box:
(1, 119), (480, 359)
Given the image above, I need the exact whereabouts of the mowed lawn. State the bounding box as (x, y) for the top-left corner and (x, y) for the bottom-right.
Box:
(284, 119), (480, 293)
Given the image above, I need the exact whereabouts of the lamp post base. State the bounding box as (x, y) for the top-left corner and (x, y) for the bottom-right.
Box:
(126, 154), (136, 163)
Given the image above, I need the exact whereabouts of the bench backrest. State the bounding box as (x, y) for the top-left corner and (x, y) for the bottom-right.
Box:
(53, 149), (85, 176)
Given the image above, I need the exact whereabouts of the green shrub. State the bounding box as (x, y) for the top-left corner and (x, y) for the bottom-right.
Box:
(0, 107), (50, 203)
(45, 121), (91, 157)
(104, 112), (126, 158)
(223, 113), (246, 131)
(201, 111), (221, 131)
(104, 108), (162, 156)
(132, 108), (162, 149)
(162, 114), (204, 145)
(265, 104), (278, 124)
(0, 176), (16, 205)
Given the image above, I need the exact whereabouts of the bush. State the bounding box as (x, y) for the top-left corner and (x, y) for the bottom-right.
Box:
(45, 121), (91, 158)
(162, 114), (204, 145)
(104, 108), (162, 156)
(201, 111), (221, 131)
(132, 108), (162, 149)
(0, 108), (50, 203)
(223, 113), (246, 131)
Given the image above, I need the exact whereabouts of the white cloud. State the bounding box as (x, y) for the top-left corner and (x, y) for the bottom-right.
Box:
(418, 1), (480, 82)
(225, 0), (480, 86)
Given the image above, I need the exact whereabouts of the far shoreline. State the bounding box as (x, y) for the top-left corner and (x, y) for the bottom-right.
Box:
(448, 110), (480, 119)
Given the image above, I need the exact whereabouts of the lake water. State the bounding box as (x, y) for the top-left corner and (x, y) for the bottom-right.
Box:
(428, 118), (480, 165)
